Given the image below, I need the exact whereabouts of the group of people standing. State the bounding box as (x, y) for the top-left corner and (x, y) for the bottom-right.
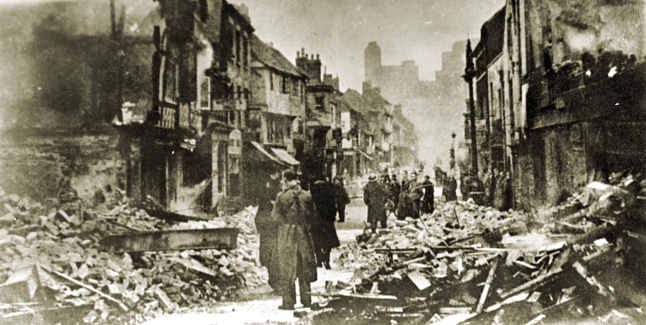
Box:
(363, 170), (436, 232)
(253, 170), (350, 310)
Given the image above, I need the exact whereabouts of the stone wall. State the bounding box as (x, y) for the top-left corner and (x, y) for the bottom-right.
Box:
(0, 127), (125, 203)
(514, 122), (591, 210)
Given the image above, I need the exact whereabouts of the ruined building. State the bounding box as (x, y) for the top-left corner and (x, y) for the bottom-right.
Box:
(468, 0), (646, 209)
(117, 0), (254, 213)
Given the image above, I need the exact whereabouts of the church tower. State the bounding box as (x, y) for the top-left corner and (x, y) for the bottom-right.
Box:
(364, 41), (381, 84)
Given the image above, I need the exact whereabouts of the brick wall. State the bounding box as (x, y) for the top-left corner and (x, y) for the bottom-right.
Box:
(0, 127), (125, 203)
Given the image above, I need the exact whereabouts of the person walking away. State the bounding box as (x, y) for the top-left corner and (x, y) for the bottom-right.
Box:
(390, 174), (401, 218)
(396, 188), (418, 220)
(444, 175), (458, 201)
(408, 172), (423, 216)
(401, 171), (410, 192)
(271, 171), (318, 310)
(310, 177), (340, 269)
(381, 174), (395, 216)
(333, 176), (350, 222)
(363, 174), (388, 233)
(420, 175), (435, 214)
(254, 170), (282, 290)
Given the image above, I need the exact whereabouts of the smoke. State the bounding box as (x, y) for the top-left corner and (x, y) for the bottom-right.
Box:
(0, 0), (158, 130)
(548, 0), (645, 63)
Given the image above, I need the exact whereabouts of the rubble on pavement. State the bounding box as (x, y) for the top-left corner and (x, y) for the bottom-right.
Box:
(0, 186), (265, 324)
(323, 172), (646, 325)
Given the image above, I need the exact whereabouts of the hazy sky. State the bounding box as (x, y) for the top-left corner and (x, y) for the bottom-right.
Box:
(0, 0), (505, 90)
(240, 0), (505, 91)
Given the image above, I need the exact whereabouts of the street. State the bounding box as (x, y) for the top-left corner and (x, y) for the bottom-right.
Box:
(1, 0), (645, 324)
(141, 198), (368, 325)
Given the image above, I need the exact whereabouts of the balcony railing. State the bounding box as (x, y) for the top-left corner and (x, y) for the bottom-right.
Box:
(154, 103), (194, 131)
(156, 105), (176, 129)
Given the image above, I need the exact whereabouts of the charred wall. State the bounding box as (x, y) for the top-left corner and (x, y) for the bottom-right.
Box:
(0, 127), (125, 203)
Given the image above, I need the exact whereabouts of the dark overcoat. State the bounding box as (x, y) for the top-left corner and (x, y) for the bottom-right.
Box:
(363, 180), (387, 224)
(270, 184), (318, 290)
(254, 178), (281, 269)
(444, 177), (458, 201)
(421, 180), (435, 214)
(310, 180), (340, 250)
(333, 182), (351, 208)
(397, 191), (419, 219)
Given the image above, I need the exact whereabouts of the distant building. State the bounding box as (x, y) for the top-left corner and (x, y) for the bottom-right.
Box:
(296, 49), (342, 185)
(363, 41), (466, 170)
(364, 41), (420, 103)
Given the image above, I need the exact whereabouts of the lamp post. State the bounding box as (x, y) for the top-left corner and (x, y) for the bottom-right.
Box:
(450, 132), (456, 172)
(463, 39), (483, 203)
(463, 39), (478, 176)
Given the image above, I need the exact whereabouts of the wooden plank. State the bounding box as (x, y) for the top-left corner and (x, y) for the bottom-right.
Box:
(572, 260), (614, 299)
(499, 269), (563, 299)
(335, 291), (398, 301)
(42, 266), (128, 312)
(406, 271), (432, 291)
(475, 258), (499, 313)
(100, 227), (239, 252)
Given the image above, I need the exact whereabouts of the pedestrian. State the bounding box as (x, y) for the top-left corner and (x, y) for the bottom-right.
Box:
(310, 176), (340, 270)
(420, 175), (435, 214)
(390, 174), (401, 218)
(363, 173), (388, 233)
(381, 173), (395, 216)
(333, 176), (350, 222)
(444, 175), (458, 201)
(382, 174), (391, 184)
(254, 169), (282, 290)
(401, 171), (410, 192)
(271, 171), (318, 310)
(408, 171), (423, 216)
(396, 188), (418, 220)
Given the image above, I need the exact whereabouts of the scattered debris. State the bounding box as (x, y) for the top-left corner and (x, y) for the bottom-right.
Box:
(0, 187), (265, 324)
(322, 173), (646, 325)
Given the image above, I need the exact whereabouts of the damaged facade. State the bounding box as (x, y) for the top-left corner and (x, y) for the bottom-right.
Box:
(114, 0), (419, 213)
(118, 0), (254, 213)
(467, 0), (646, 209)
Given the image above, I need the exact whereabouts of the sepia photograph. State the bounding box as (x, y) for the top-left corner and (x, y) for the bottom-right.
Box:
(0, 0), (645, 324)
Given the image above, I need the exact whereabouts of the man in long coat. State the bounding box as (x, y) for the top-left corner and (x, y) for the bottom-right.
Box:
(444, 175), (458, 201)
(390, 174), (401, 218)
(333, 176), (350, 222)
(408, 172), (423, 216)
(363, 174), (388, 232)
(310, 177), (340, 269)
(254, 170), (282, 290)
(420, 175), (435, 214)
(396, 190), (417, 220)
(271, 171), (317, 309)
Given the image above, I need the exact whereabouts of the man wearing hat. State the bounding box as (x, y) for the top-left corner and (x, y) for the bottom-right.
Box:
(408, 171), (423, 216)
(271, 171), (317, 309)
(363, 173), (388, 233)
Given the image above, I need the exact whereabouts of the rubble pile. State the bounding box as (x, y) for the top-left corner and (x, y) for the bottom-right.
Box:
(335, 201), (526, 278)
(0, 187), (265, 324)
(324, 173), (646, 325)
